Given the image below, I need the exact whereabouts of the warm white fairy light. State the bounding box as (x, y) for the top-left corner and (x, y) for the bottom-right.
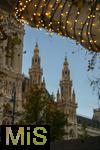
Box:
(13, 0), (99, 52)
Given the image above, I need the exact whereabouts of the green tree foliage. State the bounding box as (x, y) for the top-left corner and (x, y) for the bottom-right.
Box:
(20, 85), (47, 125)
(46, 110), (67, 141)
(19, 85), (67, 141)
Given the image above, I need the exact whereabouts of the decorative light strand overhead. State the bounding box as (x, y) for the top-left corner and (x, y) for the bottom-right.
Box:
(0, 0), (99, 52)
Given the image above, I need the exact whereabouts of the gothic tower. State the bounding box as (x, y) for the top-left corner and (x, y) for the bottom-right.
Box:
(57, 56), (77, 139)
(29, 42), (43, 88)
(60, 56), (72, 101)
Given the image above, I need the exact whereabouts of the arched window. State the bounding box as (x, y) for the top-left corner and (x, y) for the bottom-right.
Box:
(35, 58), (37, 63)
(65, 71), (67, 76)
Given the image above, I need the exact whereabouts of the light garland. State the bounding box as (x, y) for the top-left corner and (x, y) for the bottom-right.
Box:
(15, 0), (100, 51)
(13, 0), (100, 52)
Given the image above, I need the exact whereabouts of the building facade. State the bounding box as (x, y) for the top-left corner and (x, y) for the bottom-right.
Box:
(0, 8), (24, 124)
(77, 114), (100, 137)
(0, 8), (100, 139)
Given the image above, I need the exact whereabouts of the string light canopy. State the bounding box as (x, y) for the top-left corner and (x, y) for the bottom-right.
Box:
(0, 0), (100, 52)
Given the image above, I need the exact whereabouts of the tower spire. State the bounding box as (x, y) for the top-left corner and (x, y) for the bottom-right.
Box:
(72, 89), (76, 101)
(35, 41), (38, 48)
(34, 41), (39, 55)
(57, 89), (60, 102)
(61, 55), (70, 81)
(63, 55), (68, 68)
(60, 55), (72, 101)
(29, 42), (43, 87)
(42, 77), (46, 89)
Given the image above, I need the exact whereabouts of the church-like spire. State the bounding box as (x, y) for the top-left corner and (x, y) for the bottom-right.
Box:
(29, 42), (43, 87)
(51, 92), (55, 101)
(34, 41), (39, 55)
(57, 89), (60, 102)
(59, 55), (72, 101)
(72, 89), (76, 101)
(57, 89), (60, 95)
(62, 55), (70, 80)
(35, 41), (38, 48)
(42, 77), (46, 89)
(63, 56), (68, 67)
(32, 42), (40, 66)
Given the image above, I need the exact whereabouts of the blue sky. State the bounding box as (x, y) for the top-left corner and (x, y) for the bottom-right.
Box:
(22, 25), (99, 118)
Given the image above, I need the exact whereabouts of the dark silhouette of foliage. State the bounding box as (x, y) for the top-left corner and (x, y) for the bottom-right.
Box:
(19, 85), (67, 141)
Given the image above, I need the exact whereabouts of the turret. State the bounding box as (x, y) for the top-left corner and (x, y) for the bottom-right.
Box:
(62, 56), (70, 80)
(60, 56), (72, 101)
(32, 42), (40, 67)
(57, 89), (60, 102)
(41, 77), (46, 89)
(29, 42), (43, 87)
(72, 89), (76, 102)
(34, 42), (39, 55)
